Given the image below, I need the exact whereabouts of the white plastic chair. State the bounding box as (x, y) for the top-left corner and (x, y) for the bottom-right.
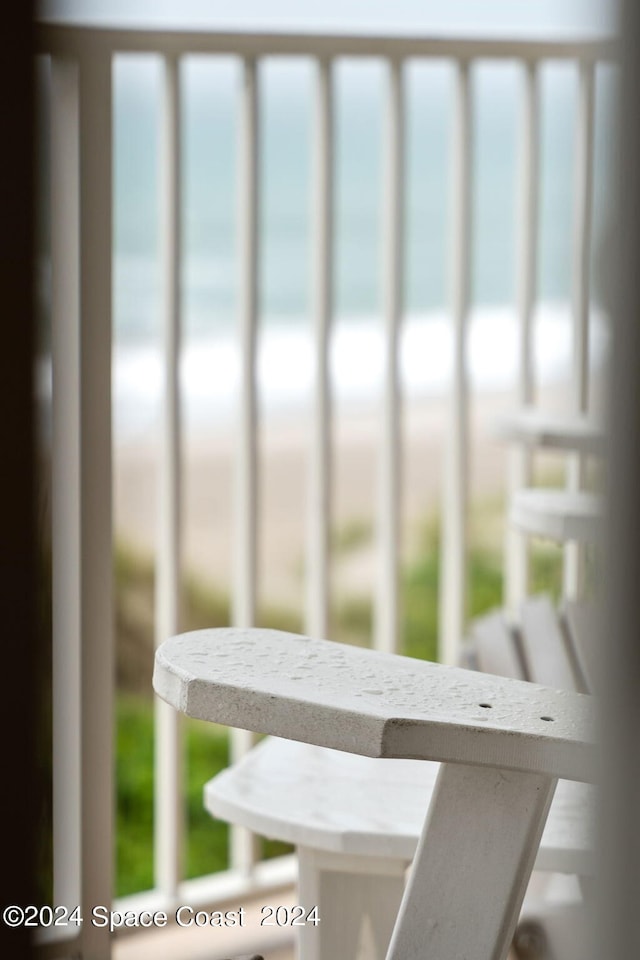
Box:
(154, 626), (594, 960)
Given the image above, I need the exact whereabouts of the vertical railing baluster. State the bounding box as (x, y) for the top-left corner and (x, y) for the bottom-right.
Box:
(505, 60), (540, 613)
(564, 59), (596, 599)
(439, 60), (472, 666)
(52, 52), (114, 959)
(376, 58), (405, 655)
(154, 53), (183, 900)
(232, 56), (260, 874)
(307, 58), (334, 640)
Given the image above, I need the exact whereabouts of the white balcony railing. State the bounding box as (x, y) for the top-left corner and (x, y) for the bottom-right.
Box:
(36, 21), (616, 960)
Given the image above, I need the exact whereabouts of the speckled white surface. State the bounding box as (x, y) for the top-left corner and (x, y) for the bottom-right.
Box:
(153, 628), (595, 782)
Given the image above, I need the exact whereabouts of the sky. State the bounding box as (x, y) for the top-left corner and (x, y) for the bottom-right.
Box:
(40, 0), (616, 37)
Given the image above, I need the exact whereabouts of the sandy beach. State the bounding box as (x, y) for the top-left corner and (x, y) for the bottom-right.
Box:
(113, 385), (577, 611)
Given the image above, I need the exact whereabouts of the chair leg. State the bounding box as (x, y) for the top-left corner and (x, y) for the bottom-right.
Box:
(385, 763), (557, 960)
(297, 847), (406, 960)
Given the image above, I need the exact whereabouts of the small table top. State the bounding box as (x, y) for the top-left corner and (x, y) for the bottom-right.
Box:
(154, 627), (595, 782)
(493, 407), (605, 457)
(510, 488), (603, 543)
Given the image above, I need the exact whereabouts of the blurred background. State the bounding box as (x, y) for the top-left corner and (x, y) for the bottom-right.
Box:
(35, 0), (614, 930)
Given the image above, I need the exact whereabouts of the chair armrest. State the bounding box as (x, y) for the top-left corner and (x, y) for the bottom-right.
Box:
(153, 628), (595, 783)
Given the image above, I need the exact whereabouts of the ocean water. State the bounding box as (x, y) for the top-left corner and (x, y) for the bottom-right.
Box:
(39, 54), (616, 438)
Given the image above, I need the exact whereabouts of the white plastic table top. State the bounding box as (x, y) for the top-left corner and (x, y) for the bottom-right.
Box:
(510, 488), (603, 544)
(153, 627), (595, 783)
(493, 408), (605, 457)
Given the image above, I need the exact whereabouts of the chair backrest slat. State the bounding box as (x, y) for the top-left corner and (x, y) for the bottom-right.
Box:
(519, 596), (579, 692)
(562, 600), (596, 694)
(471, 610), (525, 680)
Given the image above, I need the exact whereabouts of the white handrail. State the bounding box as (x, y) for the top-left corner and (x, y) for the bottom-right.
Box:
(36, 24), (617, 62)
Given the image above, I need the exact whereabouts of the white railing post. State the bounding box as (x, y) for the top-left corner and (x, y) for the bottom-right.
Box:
(439, 60), (473, 666)
(154, 52), (184, 901)
(78, 51), (115, 960)
(52, 51), (114, 959)
(505, 60), (540, 613)
(564, 60), (596, 599)
(306, 57), (334, 641)
(232, 55), (261, 874)
(376, 58), (405, 655)
(51, 55), (82, 925)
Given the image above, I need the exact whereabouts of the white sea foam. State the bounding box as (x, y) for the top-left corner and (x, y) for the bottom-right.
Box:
(106, 302), (607, 440)
(37, 302), (608, 442)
